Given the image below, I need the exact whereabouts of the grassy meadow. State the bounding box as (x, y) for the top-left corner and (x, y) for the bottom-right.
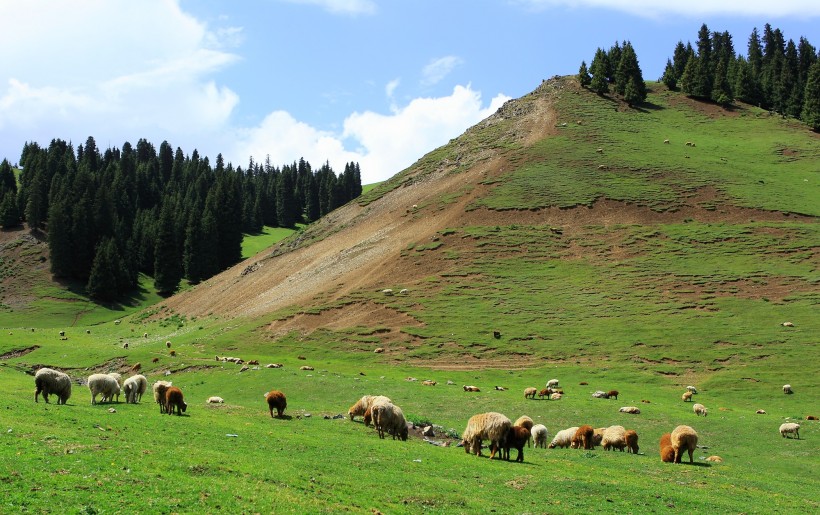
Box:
(1, 77), (819, 513)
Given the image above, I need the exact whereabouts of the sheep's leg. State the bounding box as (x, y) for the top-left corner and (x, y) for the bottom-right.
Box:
(688, 448), (694, 463)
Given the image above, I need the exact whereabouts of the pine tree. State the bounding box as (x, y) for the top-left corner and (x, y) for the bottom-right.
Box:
(47, 198), (74, 277)
(614, 41), (646, 104)
(780, 39), (801, 118)
(275, 168), (296, 228)
(802, 60), (820, 131)
(87, 238), (129, 300)
(578, 61), (591, 88)
(607, 42), (622, 82)
(0, 191), (20, 228)
(711, 58), (733, 106)
(153, 202), (181, 295)
(589, 48), (610, 95)
(662, 59), (677, 90)
(672, 41), (690, 80)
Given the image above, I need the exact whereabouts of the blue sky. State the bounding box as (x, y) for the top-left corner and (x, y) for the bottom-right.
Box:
(1, 1), (817, 183)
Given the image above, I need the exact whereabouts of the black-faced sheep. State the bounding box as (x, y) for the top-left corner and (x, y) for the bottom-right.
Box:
(122, 374), (147, 404)
(371, 402), (408, 441)
(779, 422), (800, 439)
(165, 386), (187, 415)
(34, 368), (72, 405)
(265, 390), (287, 418)
(671, 425), (698, 464)
(524, 387), (537, 399)
(548, 427), (579, 449)
(461, 412), (512, 459)
(602, 425), (627, 451)
(571, 425), (595, 450)
(504, 426), (530, 462)
(531, 424), (549, 448)
(153, 380), (173, 413)
(625, 429), (639, 454)
(693, 403), (708, 417)
(88, 374), (120, 405)
(659, 433), (675, 463)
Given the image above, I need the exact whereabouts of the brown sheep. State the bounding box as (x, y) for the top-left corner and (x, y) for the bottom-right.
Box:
(524, 387), (537, 399)
(504, 426), (531, 462)
(151, 357), (159, 363)
(625, 429), (639, 454)
(538, 388), (552, 399)
(607, 390), (619, 400)
(571, 425), (595, 450)
(265, 389), (287, 418)
(165, 386), (187, 416)
(131, 363), (141, 373)
(153, 381), (172, 413)
(363, 407), (372, 427)
(513, 415), (534, 432)
(671, 425), (698, 464)
(659, 433), (675, 463)
(682, 391), (693, 402)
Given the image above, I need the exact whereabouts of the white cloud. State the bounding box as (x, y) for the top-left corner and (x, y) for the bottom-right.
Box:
(232, 85), (510, 184)
(282, 0), (377, 15)
(421, 56), (464, 87)
(385, 78), (401, 100)
(516, 0), (820, 17)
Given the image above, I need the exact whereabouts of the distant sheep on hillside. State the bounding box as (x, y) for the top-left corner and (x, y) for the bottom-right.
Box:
(693, 403), (708, 417)
(783, 384), (793, 394)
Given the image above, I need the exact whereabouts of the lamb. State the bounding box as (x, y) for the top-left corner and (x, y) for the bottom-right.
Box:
(592, 427), (607, 447)
(165, 386), (187, 415)
(347, 395), (391, 421)
(659, 433), (675, 463)
(693, 403), (708, 417)
(571, 425), (595, 450)
(548, 427), (579, 449)
(550, 392), (563, 400)
(531, 424), (549, 448)
(625, 429), (639, 454)
(671, 425), (698, 463)
(592, 391), (609, 399)
(153, 380), (173, 413)
(207, 396), (224, 404)
(682, 391), (693, 402)
(546, 379), (560, 388)
(779, 422), (800, 439)
(122, 374), (148, 404)
(371, 401), (408, 441)
(461, 412), (512, 459)
(607, 390), (619, 400)
(619, 406), (641, 414)
(783, 384), (793, 394)
(87, 373), (121, 405)
(524, 387), (537, 399)
(265, 390), (287, 418)
(34, 368), (72, 405)
(602, 425), (627, 451)
(504, 426), (531, 462)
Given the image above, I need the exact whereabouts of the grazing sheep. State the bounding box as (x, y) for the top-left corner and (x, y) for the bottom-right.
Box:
(693, 403), (708, 417)
(607, 390), (619, 400)
(706, 455), (723, 463)
(671, 425), (698, 463)
(596, 148), (604, 153)
(153, 380), (173, 413)
(207, 396), (224, 404)
(546, 379), (560, 388)
(381, 289), (393, 296)
(783, 384), (793, 394)
(579, 381), (588, 385)
(756, 409), (767, 414)
(807, 415), (818, 421)
(463, 385), (480, 392)
(548, 427), (579, 449)
(265, 390), (287, 418)
(538, 388), (552, 399)
(781, 321), (794, 327)
(266, 363), (283, 368)
(550, 393), (563, 400)
(373, 348), (385, 354)
(524, 387), (537, 399)
(131, 363), (141, 373)
(659, 433), (675, 463)
(165, 386), (187, 415)
(682, 391), (693, 402)
(504, 426), (531, 462)
(59, 330), (65, 337)
(422, 380), (437, 386)
(494, 386), (507, 391)
(347, 395), (391, 421)
(372, 402), (408, 441)
(461, 412), (512, 459)
(625, 430), (639, 454)
(592, 427), (607, 447)
(641, 399), (651, 404)
(122, 374), (148, 404)
(685, 141), (695, 147)
(300, 366), (314, 371)
(169, 350), (176, 357)
(106, 373), (123, 402)
(571, 425), (595, 450)
(619, 406), (641, 414)
(663, 139), (670, 144)
(247, 360), (259, 366)
(143, 332), (148, 338)
(531, 424), (549, 449)
(592, 391), (609, 399)
(34, 368), (72, 405)
(686, 386), (698, 394)
(513, 415), (534, 445)
(363, 407), (373, 427)
(123, 343), (129, 349)
(602, 425), (627, 451)
(87, 374), (121, 405)
(779, 423), (800, 439)
(166, 341), (172, 348)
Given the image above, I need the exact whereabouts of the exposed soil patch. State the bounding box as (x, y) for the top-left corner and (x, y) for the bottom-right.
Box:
(0, 345), (39, 360)
(267, 302), (424, 337)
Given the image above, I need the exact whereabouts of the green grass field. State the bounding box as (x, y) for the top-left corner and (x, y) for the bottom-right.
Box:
(1, 77), (818, 512)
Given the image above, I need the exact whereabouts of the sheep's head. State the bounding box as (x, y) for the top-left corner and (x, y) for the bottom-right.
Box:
(181, 402), (187, 413)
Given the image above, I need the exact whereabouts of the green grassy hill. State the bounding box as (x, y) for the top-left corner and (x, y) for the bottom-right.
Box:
(0, 77), (817, 513)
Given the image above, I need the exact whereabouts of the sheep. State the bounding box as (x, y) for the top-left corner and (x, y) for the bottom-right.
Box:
(607, 390), (619, 400)
(373, 348), (385, 354)
(524, 387), (537, 399)
(756, 409), (767, 414)
(152, 357), (159, 363)
(363, 407), (373, 426)
(34, 368), (72, 405)
(266, 363), (283, 368)
(550, 393), (563, 400)
(602, 425), (627, 451)
(504, 426), (531, 462)
(166, 341), (171, 348)
(659, 433), (675, 463)
(685, 141), (695, 147)
(682, 391), (693, 402)
(463, 385), (480, 392)
(596, 148), (604, 153)
(165, 386), (187, 416)
(207, 396), (224, 404)
(265, 390), (287, 418)
(422, 380), (437, 386)
(686, 386), (698, 394)
(143, 332), (148, 338)
(807, 415), (819, 421)
(592, 427), (607, 447)
(461, 412), (512, 459)
(122, 374), (147, 404)
(153, 380), (173, 413)
(619, 406), (641, 414)
(531, 424), (549, 449)
(247, 360), (260, 366)
(107, 373), (123, 402)
(592, 391), (609, 399)
(513, 415), (534, 432)
(571, 425), (595, 450)
(87, 374), (120, 405)
(381, 289), (393, 296)
(548, 427), (579, 449)
(625, 429), (639, 454)
(706, 455), (723, 463)
(538, 388), (552, 399)
(783, 384), (793, 394)
(347, 395), (391, 421)
(671, 425), (698, 464)
(546, 379), (560, 388)
(693, 403), (708, 417)
(371, 402), (408, 441)
(169, 350), (177, 357)
(779, 423), (800, 439)
(131, 363), (141, 373)
(299, 366), (314, 371)
(781, 321), (794, 327)
(663, 139), (670, 144)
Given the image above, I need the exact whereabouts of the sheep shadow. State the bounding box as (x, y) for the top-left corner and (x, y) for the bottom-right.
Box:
(272, 414), (293, 421)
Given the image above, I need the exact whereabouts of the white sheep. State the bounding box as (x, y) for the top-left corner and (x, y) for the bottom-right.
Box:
(153, 380), (173, 413)
(619, 406), (641, 414)
(779, 423), (800, 439)
(207, 396), (225, 404)
(602, 425), (627, 451)
(548, 427), (579, 449)
(686, 386), (698, 394)
(34, 368), (72, 405)
(122, 375), (148, 404)
(783, 384), (793, 394)
(546, 379), (560, 388)
(372, 401), (408, 440)
(693, 403), (708, 417)
(592, 391), (609, 399)
(88, 374), (121, 405)
(550, 392), (563, 400)
(107, 373), (123, 402)
(461, 412), (512, 458)
(531, 424), (549, 448)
